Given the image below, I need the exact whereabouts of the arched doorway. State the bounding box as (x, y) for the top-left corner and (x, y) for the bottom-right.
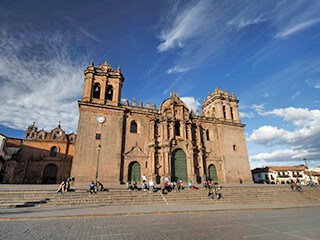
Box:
(128, 161), (141, 183)
(42, 164), (58, 184)
(208, 164), (218, 182)
(171, 149), (188, 183)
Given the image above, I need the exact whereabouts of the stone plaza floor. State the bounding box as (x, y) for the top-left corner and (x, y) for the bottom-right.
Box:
(1, 207), (320, 240)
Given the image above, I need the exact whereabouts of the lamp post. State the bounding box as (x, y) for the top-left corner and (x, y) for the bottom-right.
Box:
(303, 158), (313, 186)
(95, 144), (101, 186)
(95, 115), (105, 186)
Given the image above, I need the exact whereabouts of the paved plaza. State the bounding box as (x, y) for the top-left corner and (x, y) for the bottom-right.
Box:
(0, 207), (320, 240)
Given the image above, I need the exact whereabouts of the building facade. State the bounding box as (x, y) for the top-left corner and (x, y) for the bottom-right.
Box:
(11, 123), (76, 184)
(252, 165), (319, 185)
(71, 61), (252, 185)
(0, 134), (22, 183)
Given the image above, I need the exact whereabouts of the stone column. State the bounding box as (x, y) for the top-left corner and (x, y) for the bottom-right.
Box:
(149, 149), (155, 178)
(99, 79), (106, 104)
(187, 124), (192, 140)
(198, 150), (205, 180)
(169, 121), (174, 139)
(225, 103), (231, 120)
(82, 73), (93, 101)
(230, 102), (240, 123)
(149, 120), (155, 141)
(214, 100), (223, 119)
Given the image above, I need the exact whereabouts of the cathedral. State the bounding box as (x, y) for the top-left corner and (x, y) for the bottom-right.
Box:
(8, 123), (76, 184)
(71, 60), (252, 185)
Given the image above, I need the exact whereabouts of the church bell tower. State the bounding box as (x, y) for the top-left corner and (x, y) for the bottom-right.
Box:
(82, 60), (124, 106)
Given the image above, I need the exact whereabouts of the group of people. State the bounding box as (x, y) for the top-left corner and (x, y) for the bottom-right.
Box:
(290, 180), (302, 192)
(56, 176), (75, 194)
(127, 176), (155, 192)
(207, 182), (222, 200)
(89, 181), (105, 194)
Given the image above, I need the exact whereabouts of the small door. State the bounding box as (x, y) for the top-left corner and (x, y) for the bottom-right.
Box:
(171, 149), (188, 183)
(42, 164), (58, 184)
(208, 164), (218, 182)
(128, 161), (141, 183)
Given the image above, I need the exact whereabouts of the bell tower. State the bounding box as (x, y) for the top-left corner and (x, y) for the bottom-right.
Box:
(82, 60), (124, 106)
(202, 87), (240, 123)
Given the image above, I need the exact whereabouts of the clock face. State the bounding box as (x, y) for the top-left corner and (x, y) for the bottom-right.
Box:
(96, 116), (105, 123)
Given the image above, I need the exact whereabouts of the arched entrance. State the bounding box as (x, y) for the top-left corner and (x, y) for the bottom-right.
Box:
(42, 164), (58, 184)
(128, 161), (141, 183)
(208, 164), (218, 182)
(171, 149), (188, 183)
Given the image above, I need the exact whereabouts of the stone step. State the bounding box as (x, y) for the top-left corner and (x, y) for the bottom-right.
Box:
(1, 186), (319, 208)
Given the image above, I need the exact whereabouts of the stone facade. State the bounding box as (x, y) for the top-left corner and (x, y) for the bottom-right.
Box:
(71, 61), (252, 185)
(12, 123), (76, 184)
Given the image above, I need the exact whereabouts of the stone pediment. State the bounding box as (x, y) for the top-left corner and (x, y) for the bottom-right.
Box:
(125, 145), (148, 158)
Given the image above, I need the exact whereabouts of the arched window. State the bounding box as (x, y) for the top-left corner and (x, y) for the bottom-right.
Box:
(106, 85), (113, 101)
(50, 146), (58, 157)
(230, 107), (234, 120)
(93, 82), (101, 99)
(130, 121), (137, 133)
(175, 121), (180, 136)
(223, 106), (226, 119)
(206, 129), (210, 141)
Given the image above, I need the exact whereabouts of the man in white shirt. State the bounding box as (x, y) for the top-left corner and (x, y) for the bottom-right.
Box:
(149, 179), (154, 192)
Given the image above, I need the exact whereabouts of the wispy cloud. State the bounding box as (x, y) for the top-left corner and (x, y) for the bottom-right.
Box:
(167, 65), (192, 74)
(157, 1), (210, 52)
(0, 27), (85, 133)
(66, 17), (102, 43)
(239, 112), (254, 119)
(274, 19), (320, 39)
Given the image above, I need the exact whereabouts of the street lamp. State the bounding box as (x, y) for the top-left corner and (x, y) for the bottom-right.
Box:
(95, 115), (105, 186)
(303, 158), (313, 186)
(95, 144), (101, 186)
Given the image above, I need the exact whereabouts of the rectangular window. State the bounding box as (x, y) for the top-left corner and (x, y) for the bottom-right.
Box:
(96, 133), (101, 140)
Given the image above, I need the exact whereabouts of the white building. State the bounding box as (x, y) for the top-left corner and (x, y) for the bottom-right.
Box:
(252, 165), (318, 185)
(0, 134), (22, 183)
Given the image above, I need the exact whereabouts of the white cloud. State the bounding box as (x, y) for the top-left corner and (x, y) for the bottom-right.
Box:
(251, 104), (265, 114)
(239, 112), (254, 119)
(227, 14), (269, 29)
(157, 1), (210, 52)
(167, 66), (192, 74)
(250, 149), (307, 162)
(0, 28), (85, 133)
(261, 107), (320, 127)
(274, 19), (320, 39)
(249, 107), (320, 163)
(180, 97), (201, 112)
(249, 125), (288, 145)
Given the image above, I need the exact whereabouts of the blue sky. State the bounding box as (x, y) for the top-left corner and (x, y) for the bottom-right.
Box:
(0, 0), (319, 169)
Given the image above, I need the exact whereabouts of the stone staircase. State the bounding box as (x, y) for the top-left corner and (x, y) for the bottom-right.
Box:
(0, 185), (319, 208)
(163, 185), (320, 205)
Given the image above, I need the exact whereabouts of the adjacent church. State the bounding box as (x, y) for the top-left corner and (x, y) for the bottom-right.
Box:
(71, 61), (252, 185)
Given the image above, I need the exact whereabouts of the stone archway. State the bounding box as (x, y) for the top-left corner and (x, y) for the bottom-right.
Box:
(42, 164), (58, 184)
(128, 161), (141, 183)
(208, 164), (218, 182)
(171, 149), (188, 183)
